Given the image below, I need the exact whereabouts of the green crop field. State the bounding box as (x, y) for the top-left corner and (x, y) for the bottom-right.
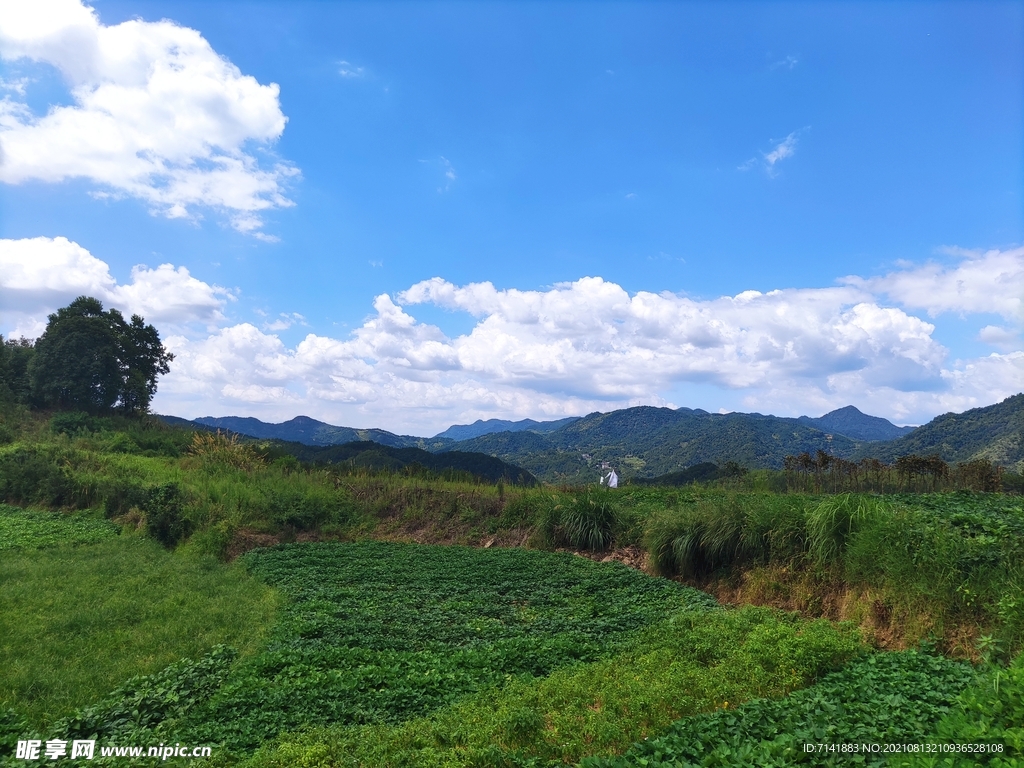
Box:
(1, 414), (1023, 766)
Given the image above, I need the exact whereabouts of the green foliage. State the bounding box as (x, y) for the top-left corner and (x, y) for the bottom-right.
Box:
(0, 446), (74, 506)
(29, 296), (172, 416)
(143, 482), (191, 547)
(0, 335), (35, 407)
(539, 490), (621, 551)
(645, 494), (806, 578)
(894, 653), (1024, 766)
(0, 537), (278, 725)
(1, 648), (238, 768)
(0, 504), (117, 550)
(584, 650), (976, 767)
(167, 542), (716, 754)
(241, 607), (862, 768)
(806, 494), (882, 564)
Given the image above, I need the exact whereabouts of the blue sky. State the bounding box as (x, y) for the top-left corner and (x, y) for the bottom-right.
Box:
(1, 1), (1021, 435)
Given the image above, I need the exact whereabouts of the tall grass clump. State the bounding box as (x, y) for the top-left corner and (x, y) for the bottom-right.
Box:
(806, 493), (883, 564)
(558, 490), (620, 551)
(644, 493), (807, 578)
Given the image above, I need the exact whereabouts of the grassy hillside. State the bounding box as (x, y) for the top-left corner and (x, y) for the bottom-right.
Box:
(854, 393), (1024, 471)
(0, 505), (278, 725)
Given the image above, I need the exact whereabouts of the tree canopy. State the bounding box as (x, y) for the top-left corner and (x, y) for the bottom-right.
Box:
(28, 296), (173, 415)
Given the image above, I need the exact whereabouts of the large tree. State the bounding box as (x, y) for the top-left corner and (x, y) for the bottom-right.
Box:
(30, 297), (173, 415)
(0, 336), (35, 405)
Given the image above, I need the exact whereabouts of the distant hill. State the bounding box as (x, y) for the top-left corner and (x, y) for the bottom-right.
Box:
(162, 397), (1018, 484)
(274, 441), (537, 485)
(798, 405), (915, 442)
(853, 393), (1024, 471)
(433, 416), (580, 441)
(191, 415), (450, 451)
(443, 406), (862, 482)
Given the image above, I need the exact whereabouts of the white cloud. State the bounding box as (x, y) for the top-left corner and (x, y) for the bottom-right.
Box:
(738, 130), (803, 175)
(438, 156), (456, 193)
(8, 237), (1013, 433)
(337, 60), (365, 78)
(0, 0), (296, 235)
(978, 325), (1020, 351)
(155, 272), (1001, 432)
(262, 312), (306, 332)
(763, 131), (799, 174)
(0, 236), (233, 336)
(770, 54), (799, 71)
(844, 246), (1024, 321)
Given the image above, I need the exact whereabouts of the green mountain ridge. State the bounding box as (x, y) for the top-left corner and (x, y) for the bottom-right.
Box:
(852, 393), (1024, 471)
(165, 395), (1023, 483)
(446, 407), (863, 482)
(193, 415), (450, 451)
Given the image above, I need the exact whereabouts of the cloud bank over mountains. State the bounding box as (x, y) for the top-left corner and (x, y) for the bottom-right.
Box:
(1, 236), (1020, 434)
(0, 0), (295, 236)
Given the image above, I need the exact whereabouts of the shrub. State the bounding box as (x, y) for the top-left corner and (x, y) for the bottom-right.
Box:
(0, 446), (73, 507)
(187, 431), (266, 472)
(50, 411), (100, 436)
(645, 496), (761, 578)
(144, 482), (191, 547)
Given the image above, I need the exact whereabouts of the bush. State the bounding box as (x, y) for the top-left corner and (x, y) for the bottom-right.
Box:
(0, 446), (73, 507)
(50, 411), (100, 436)
(645, 496), (762, 578)
(144, 483), (191, 547)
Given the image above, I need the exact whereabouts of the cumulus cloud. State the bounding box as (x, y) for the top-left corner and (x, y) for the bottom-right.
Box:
(7, 236), (1014, 432)
(152, 268), (1020, 432)
(0, 0), (296, 235)
(0, 236), (233, 336)
(844, 246), (1024, 321)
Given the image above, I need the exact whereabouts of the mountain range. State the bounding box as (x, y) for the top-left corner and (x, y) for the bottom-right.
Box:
(162, 402), (982, 483)
(165, 396), (1024, 482)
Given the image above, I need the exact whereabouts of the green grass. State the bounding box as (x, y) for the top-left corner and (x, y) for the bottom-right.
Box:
(0, 504), (118, 549)
(0, 536), (279, 726)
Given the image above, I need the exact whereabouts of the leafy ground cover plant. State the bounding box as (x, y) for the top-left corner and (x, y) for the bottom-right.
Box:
(583, 650), (976, 767)
(166, 542), (718, 755)
(0, 504), (118, 549)
(894, 651), (1024, 767)
(239, 606), (863, 768)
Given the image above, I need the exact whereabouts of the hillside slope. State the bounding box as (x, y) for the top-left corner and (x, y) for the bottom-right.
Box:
(854, 393), (1024, 470)
(277, 440), (538, 485)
